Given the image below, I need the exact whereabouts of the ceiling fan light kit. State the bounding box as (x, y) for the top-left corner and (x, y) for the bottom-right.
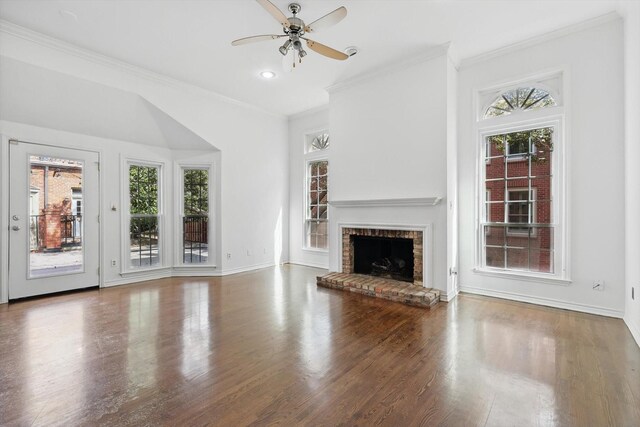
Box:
(231, 0), (350, 69)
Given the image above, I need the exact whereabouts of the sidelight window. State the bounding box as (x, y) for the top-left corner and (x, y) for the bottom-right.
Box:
(182, 168), (210, 264)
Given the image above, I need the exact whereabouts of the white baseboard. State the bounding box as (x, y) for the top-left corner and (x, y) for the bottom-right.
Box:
(439, 289), (458, 303)
(624, 315), (640, 348)
(287, 260), (329, 270)
(104, 269), (173, 287)
(459, 284), (624, 318)
(171, 266), (219, 277)
(213, 261), (278, 276)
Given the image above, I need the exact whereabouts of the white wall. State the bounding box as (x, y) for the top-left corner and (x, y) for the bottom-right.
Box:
(288, 108), (330, 269)
(0, 120), (219, 297)
(457, 18), (626, 317)
(327, 50), (453, 295)
(0, 25), (288, 302)
(621, 2), (640, 345)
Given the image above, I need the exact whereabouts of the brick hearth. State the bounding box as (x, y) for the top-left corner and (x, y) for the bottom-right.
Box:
(317, 273), (440, 308)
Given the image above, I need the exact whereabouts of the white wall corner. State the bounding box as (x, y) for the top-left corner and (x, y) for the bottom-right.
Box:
(624, 314), (640, 348)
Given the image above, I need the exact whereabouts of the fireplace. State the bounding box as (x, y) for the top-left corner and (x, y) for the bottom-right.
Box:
(352, 236), (414, 282)
(342, 227), (423, 284)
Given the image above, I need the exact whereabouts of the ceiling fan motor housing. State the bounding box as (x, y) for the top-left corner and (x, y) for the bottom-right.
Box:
(285, 17), (305, 35)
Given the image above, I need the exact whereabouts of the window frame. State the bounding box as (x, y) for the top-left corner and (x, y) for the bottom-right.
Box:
(121, 159), (165, 273)
(304, 157), (329, 252)
(303, 128), (330, 253)
(475, 112), (568, 283)
(176, 164), (214, 267)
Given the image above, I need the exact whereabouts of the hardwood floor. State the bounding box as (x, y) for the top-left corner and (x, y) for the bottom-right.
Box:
(1, 265), (639, 426)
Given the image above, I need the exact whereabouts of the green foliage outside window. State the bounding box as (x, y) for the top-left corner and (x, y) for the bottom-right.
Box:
(129, 165), (159, 214)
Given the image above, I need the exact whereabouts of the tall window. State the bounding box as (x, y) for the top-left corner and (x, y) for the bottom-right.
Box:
(306, 160), (328, 249)
(304, 130), (329, 250)
(479, 84), (563, 277)
(129, 164), (161, 268)
(182, 168), (209, 264)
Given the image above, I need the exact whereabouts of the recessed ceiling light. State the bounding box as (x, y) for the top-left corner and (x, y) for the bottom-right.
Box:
(260, 70), (276, 79)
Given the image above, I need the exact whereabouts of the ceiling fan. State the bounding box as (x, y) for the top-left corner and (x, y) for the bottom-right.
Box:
(231, 0), (349, 67)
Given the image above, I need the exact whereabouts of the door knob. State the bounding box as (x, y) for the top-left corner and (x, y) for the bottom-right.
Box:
(11, 226), (20, 231)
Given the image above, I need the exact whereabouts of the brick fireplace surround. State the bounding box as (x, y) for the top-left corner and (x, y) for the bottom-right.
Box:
(341, 227), (424, 284)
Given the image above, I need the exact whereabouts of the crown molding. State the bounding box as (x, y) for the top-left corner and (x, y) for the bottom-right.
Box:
(459, 12), (622, 70)
(0, 19), (286, 120)
(326, 43), (451, 94)
(288, 104), (329, 121)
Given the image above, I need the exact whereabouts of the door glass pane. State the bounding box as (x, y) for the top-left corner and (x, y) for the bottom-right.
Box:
(29, 156), (84, 278)
(183, 169), (209, 264)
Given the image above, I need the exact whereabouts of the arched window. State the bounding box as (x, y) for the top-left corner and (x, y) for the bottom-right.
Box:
(484, 87), (556, 118)
(477, 80), (565, 281)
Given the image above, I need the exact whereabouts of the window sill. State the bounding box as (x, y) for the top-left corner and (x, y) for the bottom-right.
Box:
(473, 268), (571, 286)
(173, 264), (217, 269)
(302, 247), (329, 254)
(120, 266), (172, 278)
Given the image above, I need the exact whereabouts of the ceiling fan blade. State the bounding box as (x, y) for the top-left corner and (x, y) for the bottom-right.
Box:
(304, 38), (349, 60)
(231, 34), (285, 46)
(256, 0), (290, 28)
(305, 6), (347, 33)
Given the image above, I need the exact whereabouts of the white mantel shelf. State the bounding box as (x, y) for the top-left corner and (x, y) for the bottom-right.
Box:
(328, 197), (442, 208)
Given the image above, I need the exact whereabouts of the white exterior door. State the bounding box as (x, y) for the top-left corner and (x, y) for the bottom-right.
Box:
(9, 142), (100, 299)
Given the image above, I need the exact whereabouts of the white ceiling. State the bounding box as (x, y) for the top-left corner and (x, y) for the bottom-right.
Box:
(0, 56), (215, 150)
(0, 0), (622, 116)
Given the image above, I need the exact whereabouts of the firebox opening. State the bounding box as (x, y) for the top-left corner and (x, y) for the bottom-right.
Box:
(352, 236), (414, 282)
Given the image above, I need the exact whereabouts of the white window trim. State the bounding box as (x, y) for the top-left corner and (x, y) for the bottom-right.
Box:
(475, 114), (568, 283)
(121, 158), (166, 275)
(174, 162), (215, 267)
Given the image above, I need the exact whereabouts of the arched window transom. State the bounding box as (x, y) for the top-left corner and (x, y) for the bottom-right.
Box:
(484, 87), (556, 118)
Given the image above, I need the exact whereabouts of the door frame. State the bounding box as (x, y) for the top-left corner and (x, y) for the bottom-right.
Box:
(0, 134), (104, 303)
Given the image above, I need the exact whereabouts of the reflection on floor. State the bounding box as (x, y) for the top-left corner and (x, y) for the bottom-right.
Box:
(0, 264), (638, 425)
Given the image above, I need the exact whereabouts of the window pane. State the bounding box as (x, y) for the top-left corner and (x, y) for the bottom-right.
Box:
(530, 250), (553, 273)
(309, 133), (330, 152)
(484, 87), (556, 119)
(485, 246), (505, 268)
(183, 216), (208, 264)
(129, 165), (159, 215)
(29, 156), (84, 278)
(307, 220), (328, 249)
(484, 225), (505, 247)
(184, 169), (209, 215)
(306, 160), (329, 249)
(482, 126), (555, 274)
(130, 216), (159, 267)
(506, 247), (529, 270)
(183, 169), (209, 264)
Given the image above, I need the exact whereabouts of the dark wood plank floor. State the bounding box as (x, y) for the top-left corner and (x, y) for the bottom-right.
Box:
(1, 265), (639, 426)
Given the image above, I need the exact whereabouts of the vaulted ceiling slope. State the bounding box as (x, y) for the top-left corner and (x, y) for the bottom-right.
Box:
(0, 56), (216, 150)
(0, 0), (622, 116)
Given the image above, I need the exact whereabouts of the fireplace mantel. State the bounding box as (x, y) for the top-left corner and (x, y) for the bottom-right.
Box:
(328, 197), (442, 208)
